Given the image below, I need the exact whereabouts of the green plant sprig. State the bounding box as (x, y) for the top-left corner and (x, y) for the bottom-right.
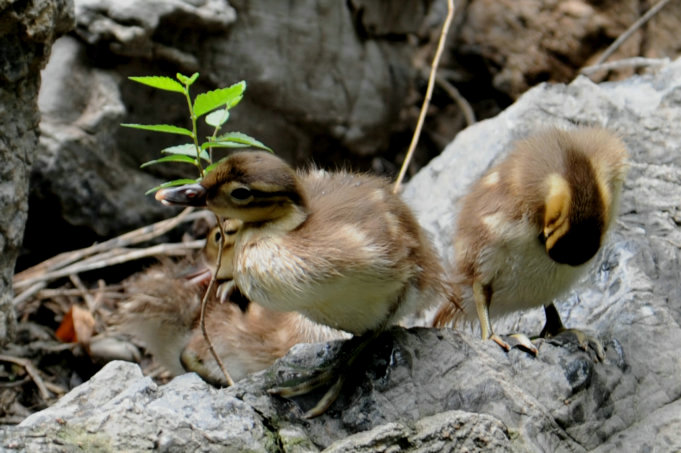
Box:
(122, 72), (272, 194)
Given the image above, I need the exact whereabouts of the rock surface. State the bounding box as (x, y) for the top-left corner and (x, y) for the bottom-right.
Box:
(0, 0), (74, 344)
(4, 58), (681, 451)
(449, 0), (681, 99)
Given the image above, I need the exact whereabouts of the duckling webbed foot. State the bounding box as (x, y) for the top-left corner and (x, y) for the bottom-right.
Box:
(539, 303), (605, 361)
(475, 282), (538, 355)
(269, 331), (378, 419)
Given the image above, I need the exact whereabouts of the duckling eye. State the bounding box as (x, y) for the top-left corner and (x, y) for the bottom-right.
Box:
(225, 228), (238, 235)
(230, 187), (252, 203)
(213, 230), (222, 243)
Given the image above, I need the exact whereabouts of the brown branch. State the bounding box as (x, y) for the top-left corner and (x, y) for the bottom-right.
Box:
(592, 0), (673, 67)
(0, 355), (52, 401)
(14, 207), (204, 284)
(69, 274), (96, 312)
(435, 73), (476, 126)
(14, 241), (203, 293)
(393, 0), (456, 193)
(580, 56), (669, 76)
(200, 215), (235, 386)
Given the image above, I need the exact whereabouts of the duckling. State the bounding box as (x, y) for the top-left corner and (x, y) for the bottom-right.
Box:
(433, 127), (628, 357)
(156, 151), (452, 417)
(181, 222), (349, 384)
(116, 259), (203, 376)
(117, 220), (348, 382)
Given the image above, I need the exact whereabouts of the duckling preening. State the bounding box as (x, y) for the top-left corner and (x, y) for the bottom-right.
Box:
(434, 127), (628, 357)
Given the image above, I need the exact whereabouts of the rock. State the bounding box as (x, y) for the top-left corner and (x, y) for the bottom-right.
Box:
(0, 0), (74, 344)
(4, 57), (681, 451)
(449, 0), (681, 99)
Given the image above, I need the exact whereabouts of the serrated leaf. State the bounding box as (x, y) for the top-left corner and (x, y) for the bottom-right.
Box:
(162, 144), (210, 162)
(213, 131), (273, 152)
(176, 72), (199, 86)
(145, 178), (198, 196)
(140, 155), (198, 168)
(121, 123), (193, 137)
(203, 141), (250, 150)
(205, 109), (230, 127)
(193, 81), (246, 118)
(227, 94), (243, 109)
(128, 76), (185, 94)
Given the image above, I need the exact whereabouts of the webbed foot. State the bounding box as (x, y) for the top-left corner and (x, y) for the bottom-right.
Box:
(268, 331), (378, 418)
(540, 303), (605, 361)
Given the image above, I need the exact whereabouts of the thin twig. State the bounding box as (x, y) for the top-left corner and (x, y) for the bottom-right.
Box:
(14, 241), (203, 292)
(200, 215), (234, 386)
(69, 274), (96, 312)
(393, 0), (456, 193)
(0, 355), (51, 401)
(14, 207), (203, 284)
(592, 0), (673, 67)
(435, 73), (476, 126)
(580, 56), (669, 76)
(12, 282), (46, 307)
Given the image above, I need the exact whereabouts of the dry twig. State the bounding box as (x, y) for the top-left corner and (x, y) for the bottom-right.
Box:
(14, 207), (204, 286)
(435, 73), (476, 126)
(0, 355), (51, 402)
(580, 57), (669, 76)
(591, 0), (673, 67)
(14, 241), (203, 300)
(393, 0), (456, 193)
(200, 216), (235, 386)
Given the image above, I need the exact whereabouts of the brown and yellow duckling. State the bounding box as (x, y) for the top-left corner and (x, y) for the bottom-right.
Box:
(434, 127), (628, 357)
(180, 221), (349, 385)
(117, 219), (347, 383)
(156, 151), (453, 417)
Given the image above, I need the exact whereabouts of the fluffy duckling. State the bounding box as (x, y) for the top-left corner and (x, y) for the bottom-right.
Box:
(181, 222), (349, 384)
(117, 220), (347, 382)
(116, 259), (203, 376)
(433, 127), (628, 356)
(156, 151), (451, 417)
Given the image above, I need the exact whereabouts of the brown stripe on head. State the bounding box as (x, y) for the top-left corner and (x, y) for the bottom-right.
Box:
(544, 146), (606, 266)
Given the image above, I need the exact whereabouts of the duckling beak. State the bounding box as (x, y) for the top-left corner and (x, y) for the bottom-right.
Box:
(155, 184), (207, 207)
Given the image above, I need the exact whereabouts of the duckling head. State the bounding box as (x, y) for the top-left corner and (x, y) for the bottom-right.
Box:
(156, 151), (309, 225)
(203, 219), (242, 280)
(540, 152), (606, 267)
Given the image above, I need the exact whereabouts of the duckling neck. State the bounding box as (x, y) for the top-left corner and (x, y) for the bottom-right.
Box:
(244, 203), (308, 236)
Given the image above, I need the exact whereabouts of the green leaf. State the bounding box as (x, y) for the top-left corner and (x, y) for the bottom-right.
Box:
(145, 178), (198, 196)
(203, 141), (250, 150)
(128, 76), (185, 94)
(140, 155), (198, 168)
(176, 72), (199, 86)
(213, 131), (273, 152)
(205, 109), (230, 127)
(204, 161), (221, 174)
(162, 143), (210, 162)
(193, 81), (246, 118)
(121, 123), (193, 137)
(227, 94), (243, 109)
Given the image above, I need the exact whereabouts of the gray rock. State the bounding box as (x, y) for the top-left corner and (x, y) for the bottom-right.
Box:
(4, 53), (681, 453)
(0, 0), (74, 345)
(33, 35), (175, 238)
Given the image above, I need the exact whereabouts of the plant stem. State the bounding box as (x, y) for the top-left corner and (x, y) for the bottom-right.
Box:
(200, 215), (235, 386)
(393, 0), (456, 193)
(183, 86), (205, 178)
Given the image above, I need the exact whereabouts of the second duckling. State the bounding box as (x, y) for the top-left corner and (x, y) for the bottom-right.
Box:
(434, 127), (628, 356)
